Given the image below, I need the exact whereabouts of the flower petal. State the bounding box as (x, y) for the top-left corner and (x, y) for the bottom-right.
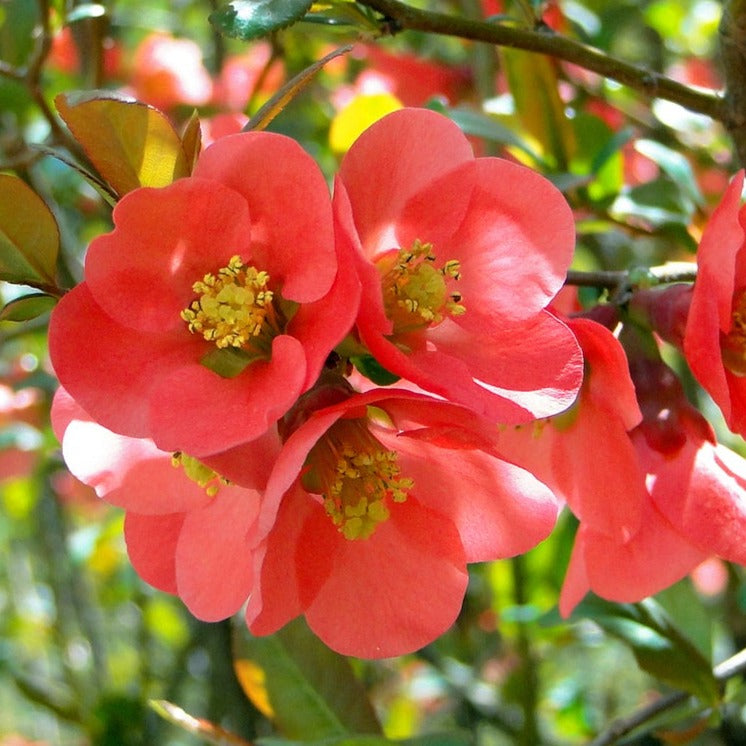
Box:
(124, 512), (183, 593)
(149, 334), (307, 456)
(302, 496), (468, 658)
(194, 132), (336, 302)
(381, 429), (559, 561)
(176, 486), (260, 621)
(85, 178), (254, 333)
(49, 283), (194, 438)
(451, 159), (575, 322)
(339, 108), (474, 254)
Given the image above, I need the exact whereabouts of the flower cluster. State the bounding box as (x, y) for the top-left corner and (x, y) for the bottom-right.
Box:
(50, 106), (746, 656)
(50, 108), (584, 656)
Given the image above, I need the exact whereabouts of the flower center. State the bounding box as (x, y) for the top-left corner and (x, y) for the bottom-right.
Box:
(171, 452), (229, 497)
(722, 288), (746, 376)
(181, 255), (280, 356)
(377, 239), (465, 334)
(302, 418), (413, 540)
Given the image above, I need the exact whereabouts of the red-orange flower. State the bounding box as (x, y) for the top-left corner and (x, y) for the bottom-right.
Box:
(684, 170), (746, 436)
(334, 108), (583, 424)
(560, 351), (746, 615)
(245, 385), (560, 658)
(52, 388), (274, 620)
(50, 132), (359, 456)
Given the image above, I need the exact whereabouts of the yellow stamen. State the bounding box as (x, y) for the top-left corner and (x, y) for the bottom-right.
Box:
(377, 239), (465, 334)
(172, 452), (229, 497)
(722, 288), (746, 376)
(181, 255), (279, 355)
(302, 418), (413, 540)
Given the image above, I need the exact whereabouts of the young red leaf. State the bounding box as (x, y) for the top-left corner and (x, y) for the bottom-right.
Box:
(55, 90), (190, 197)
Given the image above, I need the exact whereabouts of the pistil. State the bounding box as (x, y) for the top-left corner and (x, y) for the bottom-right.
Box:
(377, 239), (465, 334)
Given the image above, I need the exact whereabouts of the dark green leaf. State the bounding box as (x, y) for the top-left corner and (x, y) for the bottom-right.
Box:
(210, 0), (313, 40)
(565, 596), (719, 704)
(0, 294), (57, 322)
(234, 618), (381, 739)
(351, 355), (400, 386)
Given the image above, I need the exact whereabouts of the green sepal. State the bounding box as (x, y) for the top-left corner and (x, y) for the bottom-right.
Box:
(351, 355), (400, 386)
(200, 347), (254, 378)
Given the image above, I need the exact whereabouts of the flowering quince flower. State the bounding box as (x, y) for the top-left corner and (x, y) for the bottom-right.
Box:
(49, 131), (360, 456)
(244, 382), (561, 658)
(333, 108), (583, 423)
(559, 349), (746, 616)
(682, 170), (746, 437)
(51, 387), (277, 621)
(494, 317), (646, 542)
(128, 32), (212, 111)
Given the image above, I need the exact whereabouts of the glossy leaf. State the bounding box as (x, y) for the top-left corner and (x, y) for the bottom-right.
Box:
(55, 91), (190, 197)
(0, 293), (57, 322)
(569, 597), (719, 704)
(210, 0), (313, 40)
(0, 175), (59, 286)
(233, 618), (381, 739)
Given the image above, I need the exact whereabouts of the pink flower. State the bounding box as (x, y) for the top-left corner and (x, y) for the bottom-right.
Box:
(129, 33), (212, 111)
(351, 45), (472, 106)
(245, 384), (560, 658)
(560, 350), (746, 615)
(50, 132), (360, 456)
(495, 318), (646, 542)
(334, 108), (583, 424)
(683, 170), (746, 436)
(211, 45), (284, 112)
(52, 387), (274, 621)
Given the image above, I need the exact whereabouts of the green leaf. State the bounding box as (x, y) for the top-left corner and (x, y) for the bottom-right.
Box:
(210, 0), (313, 40)
(233, 618), (381, 739)
(567, 596), (720, 704)
(351, 355), (399, 386)
(0, 293), (57, 322)
(0, 175), (59, 286)
(634, 139), (705, 209)
(55, 91), (190, 197)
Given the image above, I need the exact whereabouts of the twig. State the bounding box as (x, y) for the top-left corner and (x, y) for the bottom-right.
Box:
(587, 647), (746, 745)
(565, 262), (697, 291)
(356, 0), (725, 121)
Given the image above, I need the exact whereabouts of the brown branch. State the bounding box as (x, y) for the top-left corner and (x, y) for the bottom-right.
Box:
(356, 0), (725, 121)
